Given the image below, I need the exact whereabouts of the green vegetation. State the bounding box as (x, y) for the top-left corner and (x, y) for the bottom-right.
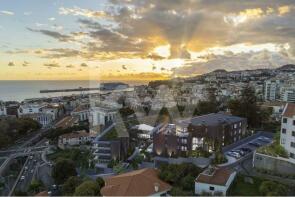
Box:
(0, 117), (40, 148)
(130, 155), (144, 170)
(62, 176), (83, 196)
(156, 107), (173, 124)
(193, 88), (218, 116)
(158, 163), (202, 195)
(28, 179), (45, 195)
(48, 148), (94, 169)
(212, 151), (228, 164)
(259, 180), (287, 196)
(229, 175), (289, 196)
(228, 85), (271, 128)
(257, 132), (288, 158)
(52, 158), (77, 184)
(189, 148), (212, 158)
(74, 180), (101, 196)
(103, 128), (118, 140)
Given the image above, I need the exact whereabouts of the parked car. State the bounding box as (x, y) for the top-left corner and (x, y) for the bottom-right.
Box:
(248, 142), (261, 147)
(258, 137), (271, 143)
(240, 147), (252, 153)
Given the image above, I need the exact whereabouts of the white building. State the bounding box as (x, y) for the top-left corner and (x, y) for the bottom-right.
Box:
(18, 103), (60, 127)
(0, 102), (7, 116)
(58, 130), (92, 149)
(90, 106), (118, 127)
(280, 103), (295, 163)
(195, 167), (236, 196)
(281, 86), (295, 103)
(71, 104), (90, 121)
(132, 124), (155, 139)
(264, 80), (281, 101)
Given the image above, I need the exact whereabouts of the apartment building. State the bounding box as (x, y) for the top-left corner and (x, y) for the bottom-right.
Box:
(153, 113), (248, 157)
(280, 103), (295, 163)
(71, 104), (90, 121)
(58, 130), (93, 149)
(264, 80), (281, 101)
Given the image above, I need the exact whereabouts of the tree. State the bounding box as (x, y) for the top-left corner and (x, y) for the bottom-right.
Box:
(74, 180), (100, 196)
(228, 85), (264, 128)
(28, 180), (44, 195)
(259, 181), (287, 196)
(95, 177), (105, 188)
(156, 107), (172, 123)
(62, 176), (83, 196)
(52, 158), (77, 184)
(177, 104), (185, 117)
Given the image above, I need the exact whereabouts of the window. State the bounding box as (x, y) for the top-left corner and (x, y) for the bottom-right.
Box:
(281, 138), (286, 144)
(291, 142), (295, 148)
(290, 153), (295, 159)
(293, 120), (295, 126)
(293, 131), (295, 137)
(282, 128), (286, 134)
(209, 186), (215, 191)
(283, 118), (287, 123)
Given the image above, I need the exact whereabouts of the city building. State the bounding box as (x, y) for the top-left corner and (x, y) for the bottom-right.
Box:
(195, 167), (237, 195)
(153, 113), (248, 157)
(93, 123), (129, 163)
(131, 124), (155, 140)
(280, 103), (295, 163)
(281, 86), (295, 103)
(101, 168), (172, 196)
(264, 80), (281, 101)
(71, 104), (90, 121)
(58, 130), (93, 149)
(18, 103), (61, 127)
(0, 101), (7, 116)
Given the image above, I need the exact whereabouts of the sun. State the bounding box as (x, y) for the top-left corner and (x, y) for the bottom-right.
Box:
(153, 45), (171, 58)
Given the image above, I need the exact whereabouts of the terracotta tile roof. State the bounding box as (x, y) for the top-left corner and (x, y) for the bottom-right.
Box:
(101, 168), (172, 196)
(196, 168), (233, 186)
(59, 130), (89, 140)
(283, 103), (295, 118)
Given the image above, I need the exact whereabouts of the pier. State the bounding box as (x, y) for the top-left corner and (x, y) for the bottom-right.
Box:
(40, 87), (134, 93)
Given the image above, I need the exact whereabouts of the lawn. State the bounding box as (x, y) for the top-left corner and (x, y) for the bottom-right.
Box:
(229, 175), (263, 196)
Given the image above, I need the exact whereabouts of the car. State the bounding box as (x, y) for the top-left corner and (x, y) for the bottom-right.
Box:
(240, 147), (252, 153)
(258, 137), (272, 143)
(20, 176), (25, 180)
(227, 151), (240, 159)
(24, 166), (28, 171)
(29, 155), (33, 160)
(248, 142), (262, 147)
(233, 150), (245, 156)
(30, 169), (34, 173)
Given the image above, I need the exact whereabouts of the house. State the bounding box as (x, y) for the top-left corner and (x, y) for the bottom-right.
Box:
(153, 113), (248, 157)
(101, 168), (171, 196)
(280, 103), (295, 163)
(132, 124), (155, 140)
(58, 130), (92, 149)
(18, 103), (61, 127)
(195, 167), (236, 195)
(71, 104), (90, 121)
(54, 116), (79, 129)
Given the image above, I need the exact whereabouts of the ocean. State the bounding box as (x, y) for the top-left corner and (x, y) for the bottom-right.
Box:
(0, 80), (146, 102)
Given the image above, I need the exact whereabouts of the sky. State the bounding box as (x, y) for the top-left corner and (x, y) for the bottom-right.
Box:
(1, 0), (295, 81)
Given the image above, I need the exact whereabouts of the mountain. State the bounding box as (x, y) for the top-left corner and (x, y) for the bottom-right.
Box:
(276, 64), (295, 71)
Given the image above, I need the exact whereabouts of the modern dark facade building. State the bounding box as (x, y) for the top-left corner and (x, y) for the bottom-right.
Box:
(153, 113), (248, 157)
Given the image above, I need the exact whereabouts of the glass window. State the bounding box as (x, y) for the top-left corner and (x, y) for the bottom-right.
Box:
(283, 118), (287, 123)
(282, 128), (286, 134)
(209, 186), (215, 191)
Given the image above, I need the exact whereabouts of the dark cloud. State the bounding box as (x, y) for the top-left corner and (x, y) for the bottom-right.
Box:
(44, 62), (60, 68)
(22, 61), (29, 66)
(8, 62), (15, 66)
(27, 28), (73, 42)
(80, 63), (88, 67)
(66, 64), (75, 68)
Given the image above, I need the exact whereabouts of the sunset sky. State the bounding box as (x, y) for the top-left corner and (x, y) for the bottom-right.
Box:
(1, 0), (295, 80)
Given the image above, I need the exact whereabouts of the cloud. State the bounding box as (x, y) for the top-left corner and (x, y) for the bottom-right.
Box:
(44, 62), (60, 68)
(27, 28), (73, 42)
(48, 17), (56, 21)
(173, 49), (295, 77)
(66, 64), (75, 68)
(22, 61), (29, 67)
(59, 6), (107, 18)
(8, 62), (15, 66)
(0, 10), (14, 16)
(24, 12), (32, 16)
(80, 63), (88, 67)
